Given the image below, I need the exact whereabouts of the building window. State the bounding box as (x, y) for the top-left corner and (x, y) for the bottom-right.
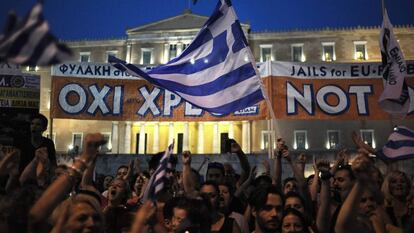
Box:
(169, 44), (177, 60)
(354, 41), (368, 60)
(71, 133), (83, 153)
(260, 44), (273, 62)
(360, 129), (375, 148)
(26, 66), (39, 72)
(261, 131), (273, 151)
(291, 44), (305, 62)
(182, 43), (190, 51)
(141, 48), (153, 65)
(99, 132), (111, 153)
(322, 42), (336, 62)
(106, 50), (118, 62)
(326, 130), (340, 149)
(220, 133), (229, 154)
(79, 52), (90, 62)
(294, 130), (308, 150)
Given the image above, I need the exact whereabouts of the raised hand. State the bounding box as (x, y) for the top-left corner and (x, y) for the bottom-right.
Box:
(247, 166), (257, 182)
(182, 150), (191, 165)
(82, 133), (106, 162)
(2, 147), (20, 174)
(297, 153), (307, 164)
(351, 154), (374, 183)
(316, 160), (331, 173)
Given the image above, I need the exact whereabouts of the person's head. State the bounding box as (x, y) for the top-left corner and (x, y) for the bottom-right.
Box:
(115, 165), (129, 179)
(382, 170), (411, 201)
(371, 166), (384, 190)
(283, 177), (298, 195)
(218, 182), (235, 212)
(333, 165), (355, 200)
(133, 172), (149, 195)
(200, 181), (220, 210)
(103, 175), (114, 190)
(107, 178), (130, 205)
(250, 185), (284, 233)
(284, 192), (305, 214)
(53, 191), (104, 233)
(164, 197), (191, 233)
(358, 187), (381, 216)
(223, 163), (235, 176)
(30, 113), (48, 135)
(206, 162), (224, 183)
(253, 175), (273, 188)
(149, 152), (164, 175)
(306, 175), (320, 192)
(281, 208), (308, 233)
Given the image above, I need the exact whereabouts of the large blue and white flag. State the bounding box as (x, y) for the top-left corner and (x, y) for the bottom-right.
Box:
(141, 141), (175, 202)
(109, 0), (264, 114)
(378, 9), (413, 116)
(378, 126), (414, 161)
(0, 3), (72, 66)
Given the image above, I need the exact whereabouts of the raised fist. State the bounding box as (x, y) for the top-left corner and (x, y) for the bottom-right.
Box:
(351, 154), (374, 182)
(182, 151), (191, 165)
(316, 160), (330, 173)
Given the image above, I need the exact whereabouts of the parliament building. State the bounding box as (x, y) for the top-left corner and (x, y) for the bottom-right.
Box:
(28, 10), (414, 168)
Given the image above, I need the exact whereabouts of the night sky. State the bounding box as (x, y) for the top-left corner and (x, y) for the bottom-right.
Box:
(1, 0), (414, 40)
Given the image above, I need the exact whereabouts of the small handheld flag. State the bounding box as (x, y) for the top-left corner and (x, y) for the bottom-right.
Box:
(141, 141), (175, 202)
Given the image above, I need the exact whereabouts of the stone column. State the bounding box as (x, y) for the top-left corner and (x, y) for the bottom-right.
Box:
(163, 43), (169, 64)
(153, 122), (159, 153)
(139, 123), (145, 154)
(212, 122), (219, 154)
(111, 121), (119, 153)
(242, 121), (251, 153)
(183, 122), (189, 151)
(229, 121), (234, 139)
(126, 44), (132, 63)
(124, 121), (132, 154)
(197, 122), (204, 154)
(177, 42), (183, 56)
(168, 122), (174, 144)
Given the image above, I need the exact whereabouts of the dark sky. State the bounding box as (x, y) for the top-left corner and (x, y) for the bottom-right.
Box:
(1, 0), (414, 40)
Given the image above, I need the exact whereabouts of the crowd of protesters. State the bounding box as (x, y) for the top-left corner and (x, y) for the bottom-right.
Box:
(1, 113), (414, 233)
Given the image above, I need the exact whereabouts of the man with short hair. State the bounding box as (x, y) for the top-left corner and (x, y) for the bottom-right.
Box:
(333, 165), (355, 202)
(206, 162), (225, 183)
(19, 113), (56, 172)
(250, 185), (284, 233)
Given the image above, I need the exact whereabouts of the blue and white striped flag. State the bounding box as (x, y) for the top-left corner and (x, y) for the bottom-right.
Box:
(141, 141), (175, 202)
(109, 0), (264, 114)
(378, 126), (414, 161)
(0, 3), (72, 66)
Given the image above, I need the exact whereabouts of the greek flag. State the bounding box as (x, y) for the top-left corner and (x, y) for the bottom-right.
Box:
(141, 141), (175, 202)
(0, 3), (72, 66)
(109, 0), (264, 114)
(378, 9), (413, 115)
(378, 126), (414, 161)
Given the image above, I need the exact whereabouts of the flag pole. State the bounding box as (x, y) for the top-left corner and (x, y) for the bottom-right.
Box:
(381, 0), (386, 17)
(49, 89), (54, 143)
(245, 45), (277, 159)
